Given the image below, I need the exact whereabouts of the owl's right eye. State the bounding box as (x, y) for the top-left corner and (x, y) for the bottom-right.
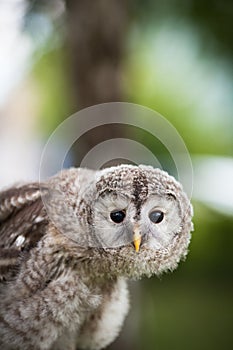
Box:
(110, 210), (126, 224)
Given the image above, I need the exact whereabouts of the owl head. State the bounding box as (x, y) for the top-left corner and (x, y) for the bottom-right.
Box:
(45, 165), (193, 278)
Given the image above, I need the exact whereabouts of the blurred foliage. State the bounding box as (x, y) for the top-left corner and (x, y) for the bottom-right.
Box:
(32, 46), (72, 134)
(132, 0), (233, 59)
(190, 202), (233, 280)
(140, 277), (233, 350)
(124, 24), (233, 156)
(25, 0), (233, 155)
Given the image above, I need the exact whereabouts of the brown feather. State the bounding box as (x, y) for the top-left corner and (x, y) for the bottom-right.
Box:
(0, 184), (49, 282)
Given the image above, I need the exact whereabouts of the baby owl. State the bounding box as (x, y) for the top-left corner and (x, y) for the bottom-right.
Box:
(0, 164), (193, 350)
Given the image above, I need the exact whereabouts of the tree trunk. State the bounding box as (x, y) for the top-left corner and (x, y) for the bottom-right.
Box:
(64, 0), (129, 168)
(65, 0), (128, 109)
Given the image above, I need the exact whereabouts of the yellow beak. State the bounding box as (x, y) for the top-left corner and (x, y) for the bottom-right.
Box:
(133, 226), (142, 252)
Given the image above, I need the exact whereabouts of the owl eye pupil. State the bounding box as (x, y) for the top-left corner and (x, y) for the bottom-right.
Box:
(110, 210), (126, 223)
(149, 210), (164, 224)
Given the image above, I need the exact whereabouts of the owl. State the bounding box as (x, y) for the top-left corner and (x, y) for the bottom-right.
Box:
(0, 164), (193, 350)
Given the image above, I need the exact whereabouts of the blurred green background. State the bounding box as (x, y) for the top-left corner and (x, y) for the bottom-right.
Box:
(0, 1), (232, 349)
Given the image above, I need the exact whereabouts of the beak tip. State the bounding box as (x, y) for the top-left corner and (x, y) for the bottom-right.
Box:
(133, 233), (142, 253)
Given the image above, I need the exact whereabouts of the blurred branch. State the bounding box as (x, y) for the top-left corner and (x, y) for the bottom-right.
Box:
(65, 0), (128, 109)
(64, 0), (130, 167)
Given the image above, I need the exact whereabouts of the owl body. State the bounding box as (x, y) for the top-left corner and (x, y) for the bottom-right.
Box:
(0, 165), (193, 350)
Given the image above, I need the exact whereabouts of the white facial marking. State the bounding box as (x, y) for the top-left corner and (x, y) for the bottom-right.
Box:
(34, 216), (44, 223)
(15, 235), (25, 247)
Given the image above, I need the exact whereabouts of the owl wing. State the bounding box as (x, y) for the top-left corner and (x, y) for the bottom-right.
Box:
(0, 183), (49, 282)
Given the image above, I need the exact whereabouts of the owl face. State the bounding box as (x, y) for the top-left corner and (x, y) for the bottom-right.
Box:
(46, 164), (193, 277)
(92, 189), (182, 252)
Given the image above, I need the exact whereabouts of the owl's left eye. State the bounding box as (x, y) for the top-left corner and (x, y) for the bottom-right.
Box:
(110, 210), (126, 224)
(149, 210), (164, 224)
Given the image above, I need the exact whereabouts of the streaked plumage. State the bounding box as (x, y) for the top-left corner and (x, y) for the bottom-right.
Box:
(0, 165), (193, 350)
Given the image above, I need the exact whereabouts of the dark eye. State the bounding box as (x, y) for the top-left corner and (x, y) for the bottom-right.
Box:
(149, 210), (164, 224)
(110, 210), (126, 224)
